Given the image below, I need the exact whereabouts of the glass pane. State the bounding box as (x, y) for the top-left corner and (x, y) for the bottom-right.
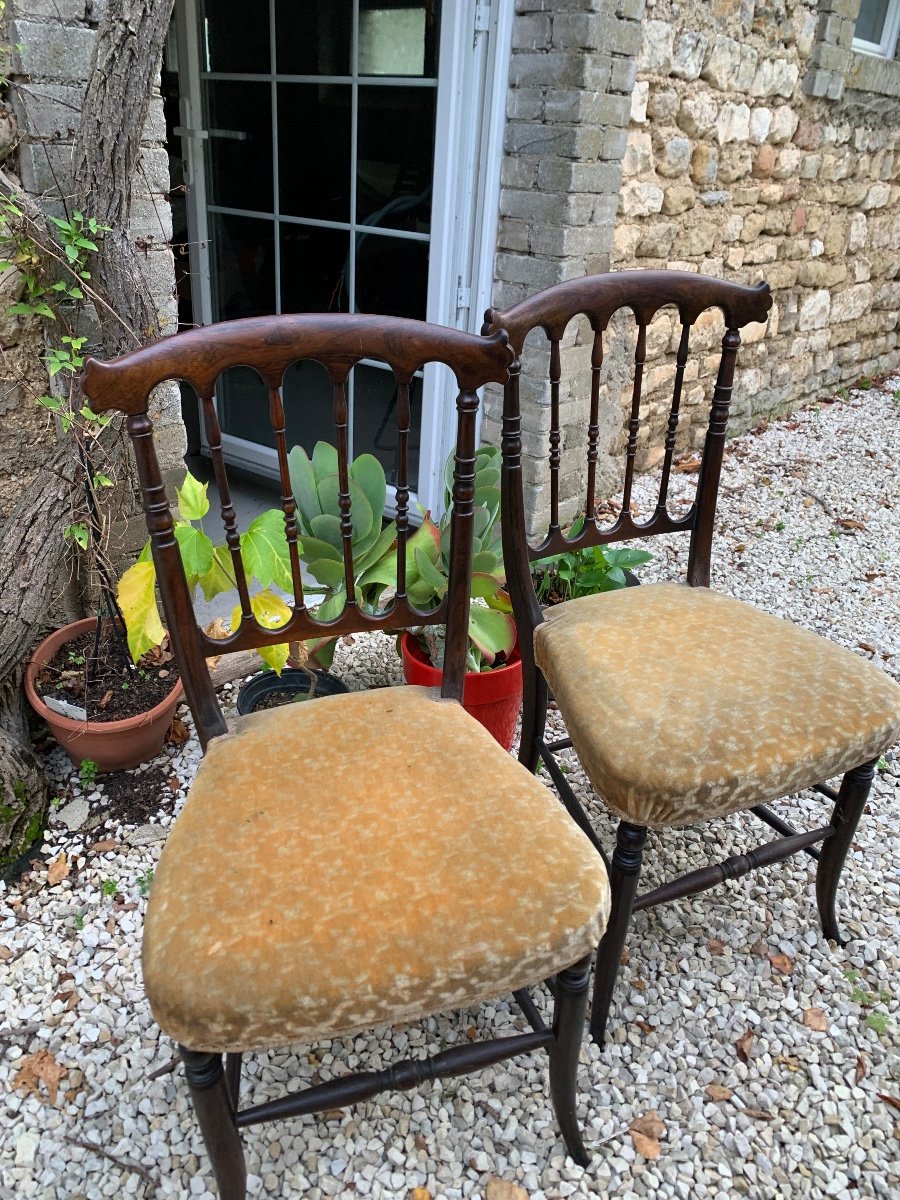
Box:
(278, 83), (351, 221)
(358, 0), (440, 77)
(204, 80), (273, 212)
(201, 0), (270, 73)
(276, 0), (353, 75)
(356, 86), (435, 230)
(280, 224), (350, 313)
(218, 366), (273, 449)
(856, 0), (889, 44)
(209, 213), (276, 321)
(283, 360), (338, 454)
(355, 235), (428, 320)
(353, 363), (422, 490)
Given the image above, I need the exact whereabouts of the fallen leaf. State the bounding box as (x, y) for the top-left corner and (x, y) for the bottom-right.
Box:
(774, 1054), (801, 1072)
(167, 776), (181, 793)
(466, 1026), (477, 1041)
(90, 840), (119, 853)
(749, 939), (768, 958)
(673, 455), (702, 473)
(0, 945), (12, 961)
(636, 1020), (654, 1034)
(877, 1094), (900, 1113)
(707, 938), (726, 956)
(857, 641), (876, 654)
(341, 634), (356, 646)
(768, 952), (793, 974)
(864, 571), (885, 582)
(736, 1030), (754, 1063)
(619, 947), (631, 965)
(740, 1106), (776, 1121)
(97, 689), (113, 711)
(166, 717), (190, 746)
(47, 854), (69, 886)
(410, 1190), (432, 1200)
(632, 978), (646, 991)
(322, 1109), (344, 1120)
(14, 1048), (66, 1104)
(836, 517), (866, 530)
(733, 542), (746, 553)
(803, 496), (815, 508)
(855, 1054), (868, 1084)
(204, 617), (230, 641)
(803, 1007), (827, 1032)
(485, 1181), (529, 1200)
(705, 1084), (733, 1102)
(783, 420), (801, 430)
(106, 917), (117, 935)
(628, 1113), (665, 1159)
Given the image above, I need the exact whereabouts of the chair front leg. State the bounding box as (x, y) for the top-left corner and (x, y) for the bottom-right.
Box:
(180, 1047), (247, 1200)
(548, 953), (592, 1167)
(816, 758), (876, 944)
(519, 646), (548, 775)
(590, 821), (647, 1048)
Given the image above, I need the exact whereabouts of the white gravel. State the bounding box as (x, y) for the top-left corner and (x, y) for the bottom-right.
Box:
(1, 380), (899, 1200)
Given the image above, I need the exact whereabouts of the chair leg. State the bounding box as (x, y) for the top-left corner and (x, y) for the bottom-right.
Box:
(548, 953), (592, 1168)
(179, 1047), (247, 1200)
(816, 758), (876, 945)
(590, 821), (647, 1048)
(519, 652), (548, 774)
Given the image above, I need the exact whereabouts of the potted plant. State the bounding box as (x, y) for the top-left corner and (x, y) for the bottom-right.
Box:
(531, 518), (653, 606)
(396, 447), (522, 750)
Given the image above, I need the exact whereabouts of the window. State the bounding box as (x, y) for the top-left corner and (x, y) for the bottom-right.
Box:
(853, 0), (900, 57)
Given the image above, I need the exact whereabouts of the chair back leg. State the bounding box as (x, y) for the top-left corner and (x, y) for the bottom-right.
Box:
(180, 1048), (248, 1200)
(590, 821), (647, 1047)
(816, 759), (877, 944)
(548, 954), (593, 1167)
(519, 643), (549, 774)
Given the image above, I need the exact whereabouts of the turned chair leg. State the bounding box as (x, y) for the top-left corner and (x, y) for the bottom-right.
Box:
(179, 1047), (247, 1200)
(519, 655), (549, 775)
(816, 758), (876, 944)
(548, 953), (593, 1167)
(590, 821), (647, 1048)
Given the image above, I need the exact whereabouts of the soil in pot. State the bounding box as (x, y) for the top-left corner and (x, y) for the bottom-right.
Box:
(236, 668), (350, 715)
(34, 628), (180, 723)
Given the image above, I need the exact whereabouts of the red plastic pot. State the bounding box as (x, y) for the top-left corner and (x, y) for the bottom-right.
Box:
(25, 618), (184, 772)
(400, 632), (523, 751)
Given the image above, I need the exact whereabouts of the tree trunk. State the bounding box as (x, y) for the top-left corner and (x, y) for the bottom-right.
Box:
(0, 0), (177, 859)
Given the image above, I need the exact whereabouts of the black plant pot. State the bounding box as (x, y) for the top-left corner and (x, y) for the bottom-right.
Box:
(236, 668), (350, 716)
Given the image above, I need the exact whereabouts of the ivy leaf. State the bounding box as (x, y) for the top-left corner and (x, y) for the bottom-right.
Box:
(240, 509), (293, 591)
(230, 590), (291, 675)
(117, 560), (164, 662)
(176, 471), (210, 521)
(174, 522), (214, 580)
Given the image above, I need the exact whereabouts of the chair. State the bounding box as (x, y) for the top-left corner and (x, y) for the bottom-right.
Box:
(80, 313), (611, 1198)
(483, 270), (900, 1046)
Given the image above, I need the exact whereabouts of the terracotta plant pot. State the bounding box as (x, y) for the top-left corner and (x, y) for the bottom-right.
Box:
(25, 618), (184, 773)
(400, 632), (523, 751)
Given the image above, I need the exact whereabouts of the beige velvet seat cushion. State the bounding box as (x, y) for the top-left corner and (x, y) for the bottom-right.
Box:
(143, 686), (609, 1053)
(535, 582), (900, 830)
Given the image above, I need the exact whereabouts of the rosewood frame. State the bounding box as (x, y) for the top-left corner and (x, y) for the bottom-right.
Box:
(80, 313), (599, 1196)
(485, 270), (878, 1044)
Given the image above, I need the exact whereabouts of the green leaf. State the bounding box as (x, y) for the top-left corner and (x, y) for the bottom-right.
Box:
(414, 546), (447, 596)
(352, 519), (397, 576)
(64, 522), (89, 551)
(298, 534), (343, 564)
(288, 445), (322, 527)
(92, 473), (114, 489)
(36, 395), (61, 411)
(306, 558), (346, 591)
(137, 539), (153, 563)
(471, 572), (503, 601)
(174, 522), (214, 580)
(316, 474), (374, 545)
(240, 509), (293, 591)
(468, 606), (516, 665)
(472, 549), (502, 574)
(309, 513), (343, 553)
(312, 440), (338, 483)
(196, 545), (235, 601)
(176, 470), (210, 521)
(602, 547), (654, 569)
(118, 560), (164, 662)
(350, 453), (387, 527)
(231, 590), (292, 675)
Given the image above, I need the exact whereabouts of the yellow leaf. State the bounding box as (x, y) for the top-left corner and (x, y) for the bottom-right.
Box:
(231, 590), (292, 676)
(117, 560), (164, 662)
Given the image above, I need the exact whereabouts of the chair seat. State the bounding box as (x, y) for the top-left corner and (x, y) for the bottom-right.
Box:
(535, 583), (900, 830)
(143, 686), (609, 1053)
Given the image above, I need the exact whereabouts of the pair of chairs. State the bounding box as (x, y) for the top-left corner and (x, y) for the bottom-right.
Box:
(80, 273), (900, 1196)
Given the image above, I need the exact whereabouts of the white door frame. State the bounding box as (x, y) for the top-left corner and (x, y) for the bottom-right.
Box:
(174, 0), (512, 517)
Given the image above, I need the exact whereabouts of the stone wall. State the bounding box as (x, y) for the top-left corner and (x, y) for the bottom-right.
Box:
(615, 0), (900, 456)
(1, 0), (184, 528)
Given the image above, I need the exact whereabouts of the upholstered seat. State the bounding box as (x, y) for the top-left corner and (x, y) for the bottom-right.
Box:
(144, 686), (610, 1053)
(535, 582), (900, 830)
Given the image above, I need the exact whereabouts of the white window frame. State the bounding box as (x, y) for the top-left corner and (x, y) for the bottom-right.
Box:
(853, 0), (900, 58)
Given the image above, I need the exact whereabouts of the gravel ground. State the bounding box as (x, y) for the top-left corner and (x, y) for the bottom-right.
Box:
(2, 379), (899, 1200)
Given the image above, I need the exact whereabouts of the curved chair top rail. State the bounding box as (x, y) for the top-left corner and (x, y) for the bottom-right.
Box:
(482, 270), (772, 352)
(83, 313), (513, 413)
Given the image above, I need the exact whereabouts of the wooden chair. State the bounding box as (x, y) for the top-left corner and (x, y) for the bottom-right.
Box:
(483, 270), (900, 1047)
(81, 314), (611, 1198)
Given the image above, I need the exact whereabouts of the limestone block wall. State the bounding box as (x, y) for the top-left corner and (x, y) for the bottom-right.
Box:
(615, 0), (900, 456)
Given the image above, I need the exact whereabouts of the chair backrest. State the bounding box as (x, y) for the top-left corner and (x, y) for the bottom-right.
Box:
(481, 270), (772, 627)
(81, 314), (512, 746)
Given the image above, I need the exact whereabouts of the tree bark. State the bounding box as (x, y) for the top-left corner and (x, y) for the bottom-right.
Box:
(0, 0), (177, 857)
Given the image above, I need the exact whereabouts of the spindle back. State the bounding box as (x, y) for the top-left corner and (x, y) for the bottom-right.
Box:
(482, 270), (772, 622)
(81, 313), (512, 746)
